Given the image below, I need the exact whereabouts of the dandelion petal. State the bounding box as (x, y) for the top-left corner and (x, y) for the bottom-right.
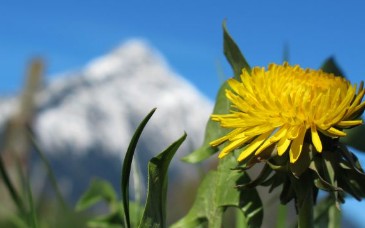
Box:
(311, 124), (322, 152)
(290, 127), (306, 163)
(238, 131), (271, 161)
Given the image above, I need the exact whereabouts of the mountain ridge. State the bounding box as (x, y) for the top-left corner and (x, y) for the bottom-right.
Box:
(0, 39), (214, 199)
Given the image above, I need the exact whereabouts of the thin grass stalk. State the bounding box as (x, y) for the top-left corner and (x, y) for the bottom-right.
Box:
(26, 126), (67, 210)
(16, 160), (38, 228)
(0, 155), (27, 217)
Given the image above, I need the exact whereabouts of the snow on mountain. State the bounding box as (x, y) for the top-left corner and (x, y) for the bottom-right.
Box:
(0, 39), (213, 199)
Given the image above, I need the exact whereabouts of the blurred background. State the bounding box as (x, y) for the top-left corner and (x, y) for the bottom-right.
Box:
(0, 1), (364, 227)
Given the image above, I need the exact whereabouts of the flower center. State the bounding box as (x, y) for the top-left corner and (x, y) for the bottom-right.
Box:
(243, 63), (354, 129)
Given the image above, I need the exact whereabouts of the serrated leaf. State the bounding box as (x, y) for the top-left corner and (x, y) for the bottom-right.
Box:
(75, 179), (117, 211)
(121, 108), (156, 228)
(223, 20), (251, 78)
(138, 133), (187, 228)
(172, 154), (263, 228)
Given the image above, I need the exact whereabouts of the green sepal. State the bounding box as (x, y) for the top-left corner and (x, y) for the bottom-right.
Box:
(341, 123), (365, 152)
(322, 151), (344, 207)
(279, 177), (295, 205)
(289, 142), (314, 178)
(338, 144), (365, 174)
(309, 157), (343, 193)
(235, 164), (273, 189)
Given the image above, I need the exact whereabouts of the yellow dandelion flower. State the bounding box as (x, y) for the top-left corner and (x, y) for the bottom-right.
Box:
(210, 63), (365, 163)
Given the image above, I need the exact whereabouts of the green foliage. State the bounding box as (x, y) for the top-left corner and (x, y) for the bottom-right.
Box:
(76, 179), (143, 228)
(121, 108), (156, 227)
(27, 127), (67, 209)
(223, 20), (251, 78)
(139, 133), (186, 228)
(76, 108), (187, 228)
(180, 22), (263, 227)
(172, 155), (263, 228)
(182, 21), (251, 163)
(76, 179), (117, 212)
(181, 81), (229, 163)
(314, 196), (341, 228)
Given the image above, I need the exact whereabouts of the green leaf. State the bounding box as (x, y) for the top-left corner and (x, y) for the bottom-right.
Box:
(138, 133), (187, 228)
(17, 160), (38, 228)
(87, 207), (124, 228)
(121, 108), (156, 227)
(0, 155), (26, 217)
(182, 82), (230, 163)
(314, 196), (341, 228)
(183, 22), (252, 164)
(27, 127), (67, 210)
(223, 20), (251, 79)
(75, 179), (117, 211)
(172, 154), (263, 228)
(282, 43), (290, 63)
(320, 57), (345, 78)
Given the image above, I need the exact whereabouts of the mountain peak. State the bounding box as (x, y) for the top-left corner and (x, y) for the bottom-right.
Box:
(83, 39), (165, 80)
(0, 39), (213, 199)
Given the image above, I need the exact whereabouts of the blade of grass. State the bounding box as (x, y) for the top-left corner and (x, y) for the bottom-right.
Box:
(139, 133), (187, 228)
(121, 108), (156, 228)
(16, 159), (38, 228)
(26, 126), (67, 210)
(0, 155), (26, 217)
(131, 152), (144, 222)
(276, 204), (287, 228)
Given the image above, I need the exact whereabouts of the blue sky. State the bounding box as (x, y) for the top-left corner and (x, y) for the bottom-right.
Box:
(1, 1), (365, 98)
(1, 0), (365, 225)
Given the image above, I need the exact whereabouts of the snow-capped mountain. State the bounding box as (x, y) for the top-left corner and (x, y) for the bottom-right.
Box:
(0, 39), (213, 200)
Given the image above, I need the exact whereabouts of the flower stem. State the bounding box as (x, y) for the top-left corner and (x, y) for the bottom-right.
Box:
(297, 185), (313, 228)
(292, 172), (314, 228)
